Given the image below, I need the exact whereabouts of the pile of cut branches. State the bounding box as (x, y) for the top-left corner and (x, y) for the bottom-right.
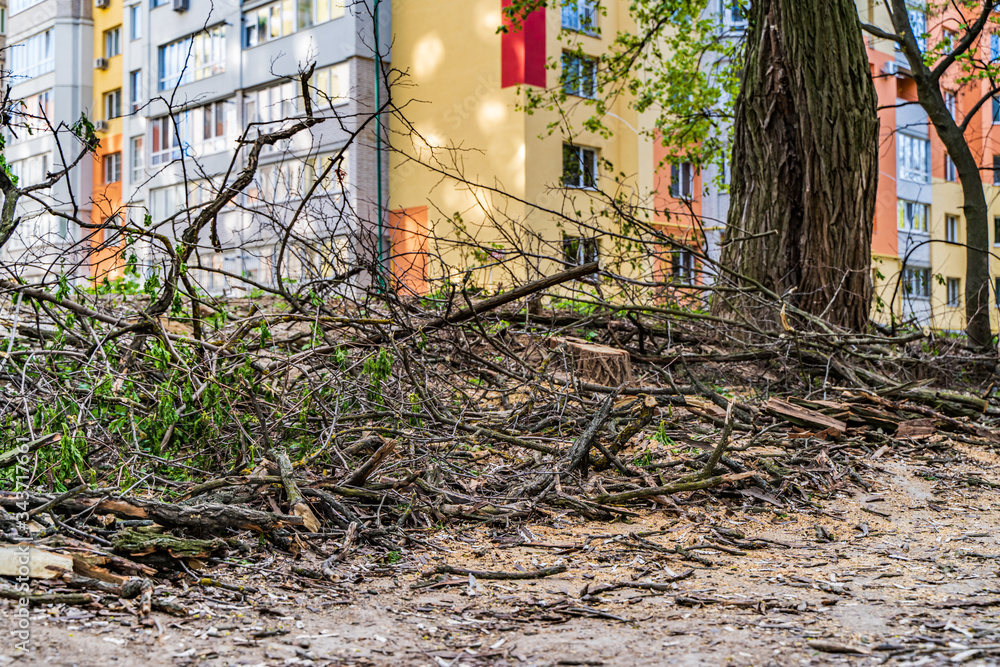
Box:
(2, 260), (999, 614)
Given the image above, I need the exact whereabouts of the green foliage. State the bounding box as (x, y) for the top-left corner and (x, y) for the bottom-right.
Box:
(651, 420), (674, 447)
(71, 114), (100, 153)
(363, 348), (394, 404)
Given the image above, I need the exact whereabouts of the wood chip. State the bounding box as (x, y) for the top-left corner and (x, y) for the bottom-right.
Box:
(807, 640), (871, 655)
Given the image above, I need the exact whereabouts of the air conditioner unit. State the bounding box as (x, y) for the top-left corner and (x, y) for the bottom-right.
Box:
(881, 61), (899, 76)
(94, 0), (109, 8)
(95, 57), (109, 70)
(94, 120), (109, 132)
(172, 0), (188, 11)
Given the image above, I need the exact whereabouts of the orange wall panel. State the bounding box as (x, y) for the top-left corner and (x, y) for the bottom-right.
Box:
(389, 206), (430, 296)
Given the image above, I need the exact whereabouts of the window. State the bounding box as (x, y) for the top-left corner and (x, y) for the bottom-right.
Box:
(562, 145), (597, 188)
(254, 160), (306, 202)
(104, 27), (121, 58)
(196, 100), (228, 154)
(150, 114), (189, 165)
(994, 155), (1000, 186)
(14, 89), (52, 135)
(244, 81), (300, 124)
(10, 30), (54, 79)
(305, 150), (348, 192)
(946, 215), (959, 243)
(897, 200), (928, 233)
(945, 153), (956, 182)
(312, 63), (349, 108)
(722, 0), (747, 28)
(101, 213), (124, 247)
(944, 90), (956, 118)
(562, 236), (599, 266)
(131, 136), (144, 182)
(671, 249), (694, 282)
(671, 162), (694, 199)
(150, 102), (228, 163)
(10, 154), (49, 187)
(244, 0), (345, 47)
(562, 0), (598, 34)
(994, 216), (1000, 246)
(1, 8), (7, 34)
(902, 267), (930, 299)
(897, 134), (929, 182)
(150, 184), (184, 221)
(313, 0), (345, 24)
(103, 152), (121, 183)
(105, 89), (122, 120)
(10, 0), (44, 15)
(996, 277), (1000, 307)
(151, 0), (167, 7)
(130, 70), (142, 112)
(562, 53), (597, 98)
(201, 101), (225, 140)
(907, 5), (926, 52)
(947, 278), (961, 307)
(130, 5), (141, 40)
(941, 29), (955, 53)
(992, 34), (1000, 62)
(994, 96), (1000, 124)
(158, 25), (226, 90)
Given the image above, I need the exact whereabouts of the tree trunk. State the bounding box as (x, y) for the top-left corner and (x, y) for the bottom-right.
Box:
(894, 12), (994, 349)
(716, 0), (879, 331)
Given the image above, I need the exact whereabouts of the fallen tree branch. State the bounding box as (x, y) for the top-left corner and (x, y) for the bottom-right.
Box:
(567, 389), (620, 474)
(426, 563), (567, 580)
(0, 493), (303, 532)
(591, 472), (758, 505)
(419, 262), (599, 333)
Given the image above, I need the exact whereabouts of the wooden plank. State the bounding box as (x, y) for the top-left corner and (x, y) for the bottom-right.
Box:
(764, 398), (847, 436)
(895, 419), (937, 439)
(0, 546), (73, 579)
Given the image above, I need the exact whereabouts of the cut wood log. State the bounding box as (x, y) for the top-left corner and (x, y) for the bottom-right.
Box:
(0, 493), (304, 532)
(72, 555), (130, 585)
(895, 419), (937, 439)
(274, 450), (321, 532)
(0, 546), (73, 579)
(567, 390), (619, 473)
(764, 398), (846, 436)
(342, 437), (396, 487)
(557, 336), (633, 387)
(111, 528), (227, 559)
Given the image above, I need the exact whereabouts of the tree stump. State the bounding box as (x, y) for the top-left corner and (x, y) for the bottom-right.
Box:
(557, 337), (633, 387)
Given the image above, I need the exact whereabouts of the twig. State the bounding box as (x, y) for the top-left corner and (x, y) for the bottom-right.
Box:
(425, 564), (567, 580)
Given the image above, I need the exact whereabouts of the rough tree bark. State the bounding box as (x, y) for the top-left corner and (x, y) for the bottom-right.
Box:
(717, 0), (879, 332)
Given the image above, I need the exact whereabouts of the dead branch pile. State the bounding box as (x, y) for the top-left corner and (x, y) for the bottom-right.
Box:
(1, 259), (999, 615)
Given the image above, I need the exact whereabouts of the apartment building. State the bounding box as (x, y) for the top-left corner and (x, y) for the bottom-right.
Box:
(4, 0), (93, 279)
(0, 1), (8, 80)
(387, 0), (681, 295)
(846, 1), (1000, 333)
(113, 0), (390, 292)
(3, 0), (1000, 335)
(2, 0), (389, 292)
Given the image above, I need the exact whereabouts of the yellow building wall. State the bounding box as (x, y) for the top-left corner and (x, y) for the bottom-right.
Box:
(929, 181), (966, 331)
(92, 0), (123, 134)
(90, 0), (124, 279)
(389, 0), (652, 288)
(988, 185), (1000, 332)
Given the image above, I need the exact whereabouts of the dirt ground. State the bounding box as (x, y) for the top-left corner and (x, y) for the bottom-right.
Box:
(3, 444), (999, 667)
